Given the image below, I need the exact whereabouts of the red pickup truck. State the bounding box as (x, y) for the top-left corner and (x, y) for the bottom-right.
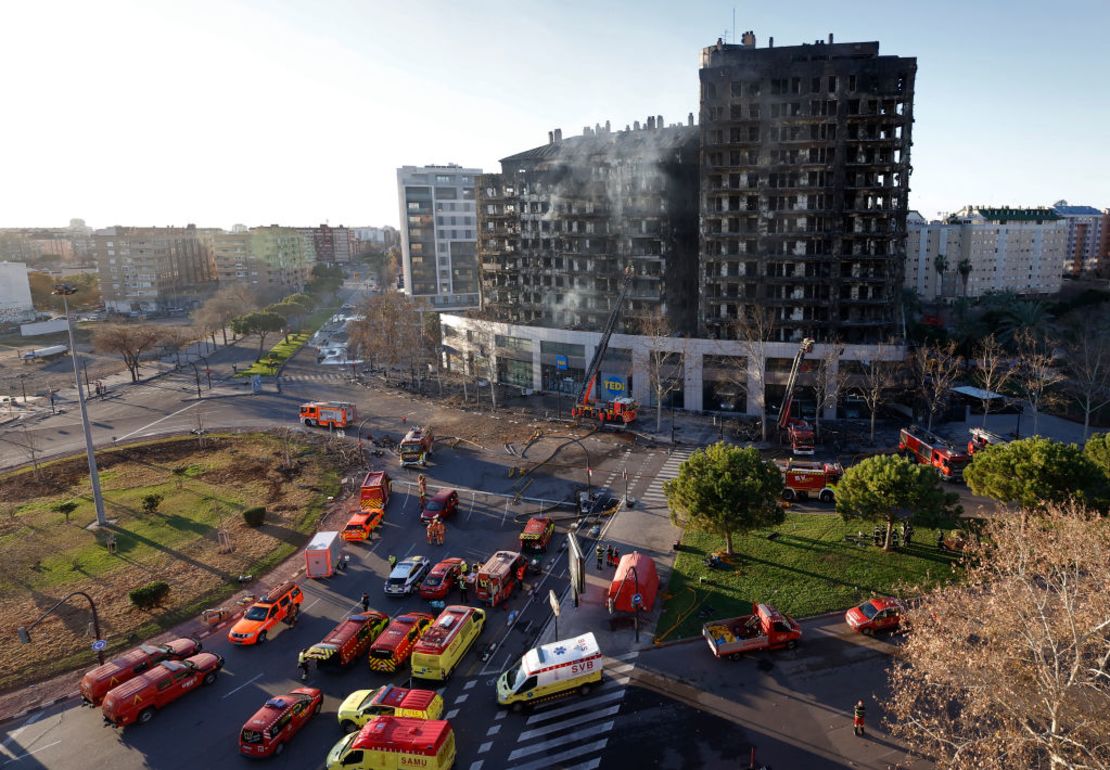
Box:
(101, 652), (224, 727)
(702, 604), (801, 659)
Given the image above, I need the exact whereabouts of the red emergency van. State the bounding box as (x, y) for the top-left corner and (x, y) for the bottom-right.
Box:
(238, 688), (322, 758)
(476, 550), (525, 607)
(304, 612), (390, 669)
(368, 612), (433, 673)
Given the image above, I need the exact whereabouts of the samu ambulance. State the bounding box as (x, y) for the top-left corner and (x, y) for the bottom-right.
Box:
(497, 632), (603, 711)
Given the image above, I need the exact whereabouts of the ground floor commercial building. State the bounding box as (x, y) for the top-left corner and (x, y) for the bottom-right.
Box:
(440, 314), (903, 420)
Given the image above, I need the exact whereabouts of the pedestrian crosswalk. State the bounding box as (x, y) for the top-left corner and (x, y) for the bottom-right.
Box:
(467, 653), (638, 770)
(638, 447), (695, 510)
(278, 373), (349, 383)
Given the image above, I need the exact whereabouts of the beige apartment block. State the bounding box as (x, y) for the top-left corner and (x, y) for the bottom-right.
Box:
(94, 225), (216, 313)
(205, 226), (314, 295)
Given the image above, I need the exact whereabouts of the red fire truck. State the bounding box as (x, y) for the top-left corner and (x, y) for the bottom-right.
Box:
(967, 427), (1009, 456)
(776, 338), (816, 455)
(899, 425), (970, 481)
(773, 459), (843, 503)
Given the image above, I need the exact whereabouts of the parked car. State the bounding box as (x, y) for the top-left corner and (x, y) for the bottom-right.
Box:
(238, 688), (323, 758)
(845, 597), (905, 636)
(228, 582), (304, 645)
(419, 557), (464, 600)
(101, 653), (224, 727)
(80, 637), (202, 706)
(385, 556), (430, 596)
(420, 489), (459, 523)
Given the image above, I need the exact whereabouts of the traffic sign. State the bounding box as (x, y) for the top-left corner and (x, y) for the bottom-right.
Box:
(632, 593), (643, 608)
(91, 639), (107, 652)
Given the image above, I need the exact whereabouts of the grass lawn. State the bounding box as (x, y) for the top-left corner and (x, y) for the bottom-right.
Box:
(656, 513), (962, 642)
(237, 303), (339, 377)
(0, 432), (341, 690)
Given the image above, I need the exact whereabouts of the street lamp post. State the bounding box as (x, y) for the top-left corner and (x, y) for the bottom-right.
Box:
(188, 361), (203, 399)
(18, 590), (106, 666)
(53, 284), (108, 527)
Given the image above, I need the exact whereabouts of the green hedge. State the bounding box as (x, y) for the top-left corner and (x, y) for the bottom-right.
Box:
(242, 506), (267, 527)
(129, 581), (170, 610)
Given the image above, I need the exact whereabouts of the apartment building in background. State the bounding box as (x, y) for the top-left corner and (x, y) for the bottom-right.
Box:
(0, 262), (34, 322)
(94, 225), (217, 312)
(303, 223), (351, 265)
(905, 206), (1067, 300)
(204, 226), (314, 295)
(1052, 202), (1104, 275)
(397, 165), (481, 310)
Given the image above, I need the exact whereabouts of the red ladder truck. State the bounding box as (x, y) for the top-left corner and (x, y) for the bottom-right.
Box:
(571, 269), (639, 425)
(776, 338), (816, 455)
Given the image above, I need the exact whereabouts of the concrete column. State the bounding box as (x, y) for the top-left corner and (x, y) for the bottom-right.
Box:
(531, 347), (542, 392)
(823, 356), (840, 421)
(684, 349), (702, 412)
(746, 353), (765, 420)
(631, 344), (651, 405)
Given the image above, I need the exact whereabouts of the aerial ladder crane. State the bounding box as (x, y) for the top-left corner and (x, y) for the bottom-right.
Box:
(571, 269), (639, 425)
(776, 337), (816, 455)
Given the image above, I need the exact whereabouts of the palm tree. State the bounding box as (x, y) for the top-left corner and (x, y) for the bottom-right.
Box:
(933, 253), (948, 299)
(998, 300), (1055, 346)
(956, 258), (972, 297)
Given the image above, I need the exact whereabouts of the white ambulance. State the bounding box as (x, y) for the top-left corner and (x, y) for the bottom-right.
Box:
(496, 632), (603, 711)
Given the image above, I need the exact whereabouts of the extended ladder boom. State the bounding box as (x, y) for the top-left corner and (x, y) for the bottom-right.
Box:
(577, 270), (633, 407)
(777, 338), (815, 430)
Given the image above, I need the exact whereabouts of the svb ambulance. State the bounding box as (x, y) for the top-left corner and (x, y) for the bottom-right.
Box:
(496, 632), (603, 711)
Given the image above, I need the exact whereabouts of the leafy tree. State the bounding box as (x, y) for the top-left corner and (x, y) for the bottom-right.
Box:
(141, 494), (163, 514)
(1085, 432), (1110, 479)
(888, 505), (1110, 769)
(836, 454), (960, 549)
(231, 311), (284, 361)
(307, 263), (344, 296)
(159, 325), (196, 366)
(53, 499), (78, 524)
(663, 442), (784, 555)
(964, 436), (1106, 511)
(93, 324), (168, 382)
(194, 286), (257, 346)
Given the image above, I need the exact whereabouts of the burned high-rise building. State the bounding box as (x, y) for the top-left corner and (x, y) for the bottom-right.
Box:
(699, 32), (916, 343)
(477, 119), (700, 336)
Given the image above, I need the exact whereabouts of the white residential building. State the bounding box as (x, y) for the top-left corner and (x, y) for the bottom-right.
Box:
(0, 261), (34, 322)
(396, 165), (480, 310)
(906, 206), (1067, 300)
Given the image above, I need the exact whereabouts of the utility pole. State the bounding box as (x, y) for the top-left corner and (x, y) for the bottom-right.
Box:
(54, 285), (107, 527)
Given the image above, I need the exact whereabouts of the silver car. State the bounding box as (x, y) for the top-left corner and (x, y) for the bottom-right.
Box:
(384, 556), (430, 596)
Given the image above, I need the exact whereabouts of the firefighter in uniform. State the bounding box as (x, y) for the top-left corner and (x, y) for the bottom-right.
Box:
(417, 474), (428, 510)
(297, 649), (310, 681)
(596, 543), (605, 570)
(853, 699), (866, 736)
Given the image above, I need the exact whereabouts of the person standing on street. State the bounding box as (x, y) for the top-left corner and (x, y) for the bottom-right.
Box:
(360, 592), (370, 612)
(596, 543), (604, 570)
(388, 554), (398, 570)
(297, 649), (310, 681)
(459, 575), (469, 603)
(853, 699), (866, 736)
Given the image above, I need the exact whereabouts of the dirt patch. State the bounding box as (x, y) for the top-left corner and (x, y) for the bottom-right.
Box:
(0, 432), (349, 692)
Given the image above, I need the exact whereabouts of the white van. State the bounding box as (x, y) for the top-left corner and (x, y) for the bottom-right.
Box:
(496, 632), (603, 711)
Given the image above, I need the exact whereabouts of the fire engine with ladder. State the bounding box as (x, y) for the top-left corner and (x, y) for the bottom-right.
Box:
(899, 425), (970, 481)
(571, 269), (639, 425)
(776, 338), (816, 455)
(967, 426), (1009, 456)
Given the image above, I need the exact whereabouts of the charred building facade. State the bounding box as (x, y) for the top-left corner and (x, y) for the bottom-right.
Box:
(699, 33), (915, 343)
(477, 120), (699, 336)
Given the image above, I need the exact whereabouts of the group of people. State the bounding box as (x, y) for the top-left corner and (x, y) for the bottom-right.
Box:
(425, 517), (447, 545)
(595, 543), (622, 569)
(869, 521), (914, 548)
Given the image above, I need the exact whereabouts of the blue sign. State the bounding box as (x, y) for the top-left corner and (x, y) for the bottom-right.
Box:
(91, 639), (107, 652)
(602, 375), (626, 398)
(631, 593), (643, 607)
(555, 354), (568, 371)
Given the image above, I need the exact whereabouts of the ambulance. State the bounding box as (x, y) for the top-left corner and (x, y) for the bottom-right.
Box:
(325, 716), (456, 770)
(496, 632), (603, 711)
(410, 605), (486, 681)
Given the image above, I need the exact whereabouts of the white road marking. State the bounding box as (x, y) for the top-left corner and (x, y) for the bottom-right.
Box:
(468, 762), (484, 770)
(508, 722), (613, 760)
(477, 741), (493, 754)
(525, 688), (627, 723)
(303, 598), (321, 611)
(507, 738), (609, 769)
(2, 741), (62, 765)
(495, 710), (507, 720)
(486, 724), (501, 736)
(453, 693), (469, 704)
(445, 708), (459, 719)
(464, 679), (477, 690)
(517, 706), (621, 741)
(560, 761), (601, 770)
(220, 672), (263, 699)
(114, 401), (200, 442)
(2, 713), (43, 746)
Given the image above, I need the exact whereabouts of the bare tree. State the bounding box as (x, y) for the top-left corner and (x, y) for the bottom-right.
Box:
(93, 324), (168, 382)
(911, 340), (963, 431)
(194, 285), (258, 346)
(811, 346), (845, 440)
(730, 308), (778, 442)
(19, 425), (43, 480)
(1063, 309), (1110, 440)
(888, 504), (1110, 770)
(160, 325), (197, 367)
(974, 333), (1016, 428)
(1014, 329), (1066, 436)
(852, 344), (905, 444)
(348, 293), (423, 383)
(641, 310), (686, 432)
